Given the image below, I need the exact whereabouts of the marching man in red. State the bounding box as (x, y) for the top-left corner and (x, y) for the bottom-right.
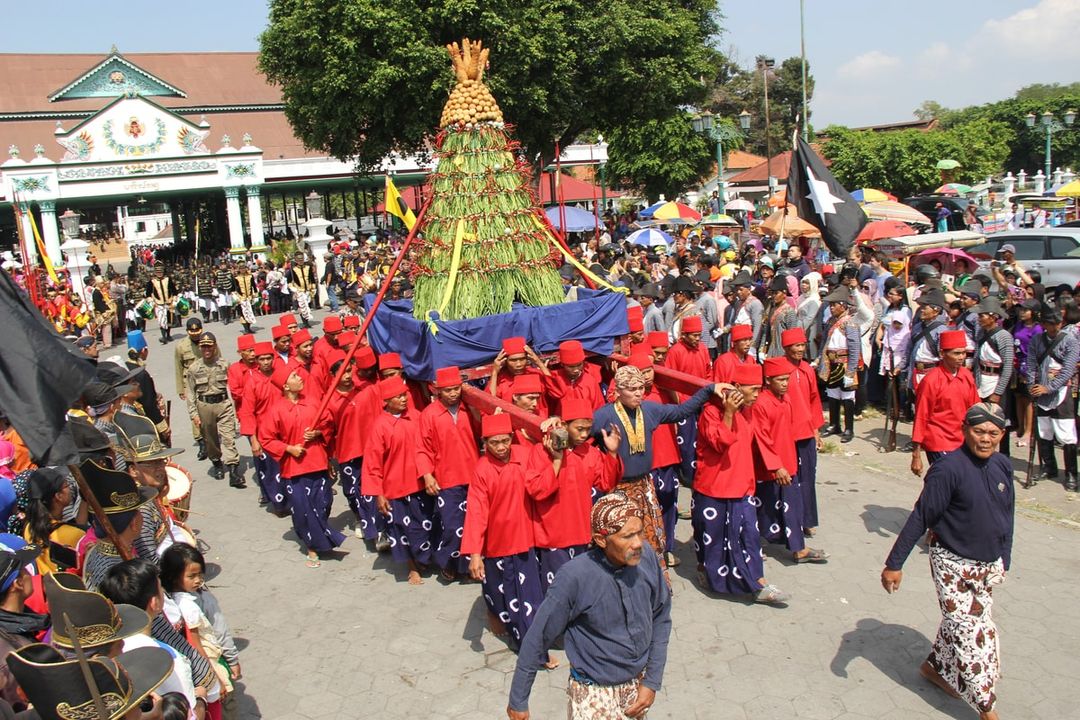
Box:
(228, 334), (258, 419)
(782, 327), (824, 536)
(910, 329), (980, 476)
(712, 324), (757, 383)
(545, 340), (604, 414)
(417, 366), (480, 580)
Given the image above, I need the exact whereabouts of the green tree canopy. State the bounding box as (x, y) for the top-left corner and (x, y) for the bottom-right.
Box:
(258, 0), (720, 173)
(604, 111), (715, 201)
(821, 118), (1012, 198)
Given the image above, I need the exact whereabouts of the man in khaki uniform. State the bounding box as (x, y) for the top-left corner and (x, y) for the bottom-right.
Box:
(174, 317), (206, 459)
(185, 331), (245, 488)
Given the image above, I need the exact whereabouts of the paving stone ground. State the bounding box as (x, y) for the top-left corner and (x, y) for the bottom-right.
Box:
(127, 308), (1080, 720)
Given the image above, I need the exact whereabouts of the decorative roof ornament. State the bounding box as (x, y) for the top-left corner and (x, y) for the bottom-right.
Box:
(109, 44), (118, 54)
(7, 145), (19, 159)
(33, 145), (46, 159)
(242, 132), (253, 147)
(55, 121), (65, 135)
(198, 115), (210, 129)
(221, 134), (232, 148)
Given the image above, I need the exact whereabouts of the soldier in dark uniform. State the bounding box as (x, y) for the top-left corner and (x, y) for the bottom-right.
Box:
(1027, 304), (1080, 491)
(214, 258), (236, 325)
(194, 260), (216, 324)
(234, 261), (258, 334)
(185, 332), (243, 487)
(289, 251), (317, 327)
(145, 262), (176, 344)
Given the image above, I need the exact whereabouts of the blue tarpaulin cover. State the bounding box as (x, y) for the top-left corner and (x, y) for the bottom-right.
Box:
(363, 288), (629, 380)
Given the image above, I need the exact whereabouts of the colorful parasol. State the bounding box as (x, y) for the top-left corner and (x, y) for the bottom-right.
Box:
(856, 220), (917, 243)
(697, 213), (740, 227)
(626, 228), (674, 247)
(1055, 179), (1080, 197)
(934, 183), (972, 196)
(640, 201), (702, 224)
(863, 201), (932, 226)
(850, 188), (896, 204)
(723, 198), (755, 212)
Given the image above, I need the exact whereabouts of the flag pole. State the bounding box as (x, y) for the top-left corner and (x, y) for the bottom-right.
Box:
(308, 191), (435, 428)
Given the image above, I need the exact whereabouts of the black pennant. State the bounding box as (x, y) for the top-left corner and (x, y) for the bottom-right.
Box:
(786, 136), (867, 257)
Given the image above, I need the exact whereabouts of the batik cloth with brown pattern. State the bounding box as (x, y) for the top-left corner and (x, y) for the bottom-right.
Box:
(567, 674), (646, 719)
(927, 543), (1005, 714)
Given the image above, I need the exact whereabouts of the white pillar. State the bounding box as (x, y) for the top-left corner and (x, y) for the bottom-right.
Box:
(39, 201), (63, 270)
(18, 203), (39, 267)
(303, 218), (332, 304)
(224, 186), (246, 253)
(1053, 168), (1064, 187)
(246, 186), (266, 250)
(1017, 169), (1027, 190)
(1003, 172), (1015, 198)
(1034, 170), (1046, 195)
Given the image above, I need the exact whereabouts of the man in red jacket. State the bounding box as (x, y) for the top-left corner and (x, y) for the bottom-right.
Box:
(286, 329), (325, 400)
(417, 366), (480, 580)
(525, 398), (622, 591)
(228, 334), (258, 419)
(239, 341), (287, 513)
(361, 376), (434, 585)
(489, 336), (551, 415)
(782, 327), (824, 536)
(270, 324), (291, 368)
(753, 357), (828, 564)
(647, 331), (670, 366)
(462, 413), (551, 665)
(663, 314), (712, 487)
(694, 362), (789, 604)
(911, 330), (980, 476)
(545, 340), (604, 414)
(712, 324), (757, 383)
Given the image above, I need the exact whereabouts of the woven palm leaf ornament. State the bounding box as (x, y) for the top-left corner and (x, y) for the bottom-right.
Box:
(411, 38), (566, 321)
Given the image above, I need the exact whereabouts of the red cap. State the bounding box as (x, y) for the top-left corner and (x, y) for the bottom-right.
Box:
(733, 363), (763, 386)
(781, 327), (807, 347)
(627, 315), (644, 333)
(322, 316), (342, 333)
(512, 373), (543, 395)
(626, 306), (643, 322)
(559, 340), (586, 365)
(560, 399), (593, 422)
(279, 313), (297, 326)
(253, 341), (274, 356)
(354, 346), (377, 369)
(502, 337), (527, 356)
(628, 351), (654, 369)
(379, 352), (402, 370)
(270, 365), (293, 390)
(647, 331), (669, 349)
(681, 315), (702, 333)
(338, 331), (356, 347)
(291, 329), (312, 346)
(271, 325), (289, 340)
(939, 330), (967, 350)
(730, 324), (753, 341)
(343, 315), (360, 329)
(237, 334), (256, 351)
(482, 413), (513, 438)
(379, 376), (408, 401)
(434, 366), (462, 389)
(763, 357), (795, 377)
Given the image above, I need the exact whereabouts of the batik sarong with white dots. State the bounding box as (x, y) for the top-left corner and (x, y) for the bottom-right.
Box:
(284, 472), (345, 553)
(691, 492), (764, 595)
(255, 452), (289, 514)
(652, 465), (680, 554)
(386, 491), (436, 566)
(433, 485), (469, 575)
(536, 544), (588, 594)
(755, 478), (805, 553)
(481, 550), (544, 648)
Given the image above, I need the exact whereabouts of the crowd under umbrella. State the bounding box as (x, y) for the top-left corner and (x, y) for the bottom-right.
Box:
(639, 200), (701, 224)
(723, 198), (755, 212)
(544, 205), (599, 232)
(935, 183), (973, 196)
(850, 188), (896, 204)
(855, 220), (917, 244)
(863, 200), (932, 226)
(697, 213), (740, 227)
(626, 227), (674, 248)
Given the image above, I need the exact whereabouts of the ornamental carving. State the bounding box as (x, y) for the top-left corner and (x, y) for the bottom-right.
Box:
(56, 159), (216, 181)
(102, 118), (166, 157)
(177, 126), (210, 155)
(58, 131), (94, 161)
(225, 163), (256, 178)
(11, 176), (50, 193)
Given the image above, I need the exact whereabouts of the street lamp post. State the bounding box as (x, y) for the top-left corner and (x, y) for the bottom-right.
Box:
(758, 57), (777, 197)
(597, 134), (608, 216)
(1026, 109), (1076, 179)
(58, 209), (88, 297)
(692, 110), (751, 207)
(302, 190), (333, 305)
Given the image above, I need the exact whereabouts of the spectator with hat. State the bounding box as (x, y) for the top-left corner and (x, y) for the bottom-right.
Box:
(417, 366), (480, 580)
(909, 287), (949, 392)
(637, 283), (665, 335)
(361, 377), (432, 583)
(0, 536), (46, 641)
(910, 330), (980, 477)
(1027, 304), (1080, 492)
(729, 271), (764, 354)
(819, 285), (862, 443)
(763, 276), (799, 358)
(184, 332), (241, 486)
(1011, 299), (1043, 446)
(972, 297), (1015, 454)
(19, 469), (84, 573)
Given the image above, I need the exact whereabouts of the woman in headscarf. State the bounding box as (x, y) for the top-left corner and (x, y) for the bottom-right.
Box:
(797, 272), (823, 359)
(878, 284), (913, 425)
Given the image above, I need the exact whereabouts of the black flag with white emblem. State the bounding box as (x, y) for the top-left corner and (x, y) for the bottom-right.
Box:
(786, 135), (867, 256)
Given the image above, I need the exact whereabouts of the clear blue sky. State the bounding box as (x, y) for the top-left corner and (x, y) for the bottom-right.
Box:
(2, 0), (1076, 128)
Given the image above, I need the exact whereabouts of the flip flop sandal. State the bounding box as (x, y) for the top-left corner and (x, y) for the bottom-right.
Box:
(305, 558), (321, 568)
(753, 584), (791, 605)
(794, 548), (829, 563)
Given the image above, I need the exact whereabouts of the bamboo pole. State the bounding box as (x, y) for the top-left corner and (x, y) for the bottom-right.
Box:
(63, 612), (110, 720)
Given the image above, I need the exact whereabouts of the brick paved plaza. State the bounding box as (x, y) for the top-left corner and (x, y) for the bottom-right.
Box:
(137, 312), (1079, 720)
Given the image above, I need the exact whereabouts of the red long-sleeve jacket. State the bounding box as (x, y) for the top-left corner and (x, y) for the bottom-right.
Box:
(258, 396), (332, 479)
(227, 361), (257, 416)
(751, 389), (797, 481)
(786, 359), (823, 441)
(360, 410), (424, 500)
(694, 400), (756, 499)
(417, 401), (480, 489)
(461, 447), (535, 558)
(912, 366), (980, 452)
(524, 442), (621, 548)
(324, 381), (379, 463)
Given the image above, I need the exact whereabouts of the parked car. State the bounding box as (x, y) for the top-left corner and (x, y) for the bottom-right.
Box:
(903, 195), (988, 232)
(968, 228), (1080, 288)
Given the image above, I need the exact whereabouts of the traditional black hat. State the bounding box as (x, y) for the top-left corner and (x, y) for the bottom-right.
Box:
(7, 643), (170, 720)
(916, 288), (947, 310)
(635, 283), (662, 300)
(79, 460), (157, 514)
(69, 417), (112, 457)
(113, 413), (182, 463)
(94, 363), (142, 390)
(1041, 304), (1063, 323)
(769, 275), (790, 293)
(672, 275), (695, 296)
(731, 270), (753, 288)
(822, 286), (854, 306)
(973, 296), (1006, 318)
(43, 573), (149, 650)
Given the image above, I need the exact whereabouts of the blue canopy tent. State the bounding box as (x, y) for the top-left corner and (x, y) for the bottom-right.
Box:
(544, 205), (599, 232)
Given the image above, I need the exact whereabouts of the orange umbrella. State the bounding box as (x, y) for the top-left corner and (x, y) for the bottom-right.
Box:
(759, 207), (820, 238)
(767, 189), (787, 207)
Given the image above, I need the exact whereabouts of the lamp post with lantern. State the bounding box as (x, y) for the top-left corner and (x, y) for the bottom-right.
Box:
(692, 110), (752, 207)
(1025, 109), (1076, 180)
(301, 190), (333, 305)
(58, 209), (89, 298)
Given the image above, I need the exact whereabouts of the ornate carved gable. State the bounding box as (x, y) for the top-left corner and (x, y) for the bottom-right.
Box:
(55, 96), (209, 163)
(49, 52), (186, 102)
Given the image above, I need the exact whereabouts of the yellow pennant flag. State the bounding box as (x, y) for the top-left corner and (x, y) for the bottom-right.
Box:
(384, 176), (417, 231)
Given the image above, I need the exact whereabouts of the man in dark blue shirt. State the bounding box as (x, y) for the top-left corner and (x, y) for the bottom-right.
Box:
(881, 402), (1014, 720)
(508, 491), (672, 720)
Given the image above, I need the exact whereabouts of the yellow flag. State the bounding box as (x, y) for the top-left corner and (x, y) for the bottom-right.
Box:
(384, 176), (417, 231)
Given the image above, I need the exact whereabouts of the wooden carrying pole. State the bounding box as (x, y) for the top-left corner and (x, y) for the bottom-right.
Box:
(309, 192), (435, 425)
(63, 612), (110, 720)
